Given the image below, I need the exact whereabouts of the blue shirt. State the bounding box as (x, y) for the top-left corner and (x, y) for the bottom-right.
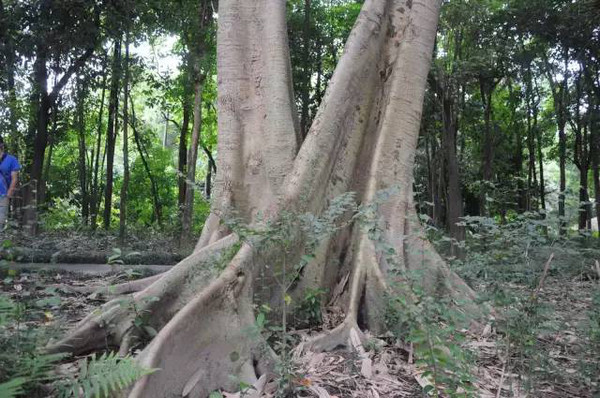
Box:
(0, 154), (21, 197)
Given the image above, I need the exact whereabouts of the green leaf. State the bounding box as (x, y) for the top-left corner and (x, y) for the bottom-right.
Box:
(256, 312), (265, 328)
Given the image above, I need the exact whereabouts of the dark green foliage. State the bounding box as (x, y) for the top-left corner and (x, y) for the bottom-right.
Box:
(294, 287), (327, 328)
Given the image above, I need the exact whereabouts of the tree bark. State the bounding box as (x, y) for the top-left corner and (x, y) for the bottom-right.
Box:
(51, 3), (481, 397)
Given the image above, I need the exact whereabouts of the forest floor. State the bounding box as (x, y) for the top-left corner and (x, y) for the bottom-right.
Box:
(0, 260), (597, 398)
(0, 229), (191, 264)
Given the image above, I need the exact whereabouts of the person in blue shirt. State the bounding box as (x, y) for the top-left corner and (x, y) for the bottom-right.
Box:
(0, 136), (21, 229)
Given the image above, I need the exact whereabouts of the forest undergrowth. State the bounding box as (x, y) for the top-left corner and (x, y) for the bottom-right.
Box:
(0, 211), (599, 397)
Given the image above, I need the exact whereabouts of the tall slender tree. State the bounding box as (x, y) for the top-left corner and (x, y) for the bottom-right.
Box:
(103, 38), (122, 229)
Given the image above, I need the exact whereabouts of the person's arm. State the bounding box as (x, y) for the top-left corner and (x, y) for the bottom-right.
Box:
(7, 171), (18, 198)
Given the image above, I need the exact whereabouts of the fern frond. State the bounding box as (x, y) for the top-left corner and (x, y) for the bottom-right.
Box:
(57, 352), (158, 398)
(17, 352), (67, 383)
(0, 377), (27, 398)
(0, 296), (15, 326)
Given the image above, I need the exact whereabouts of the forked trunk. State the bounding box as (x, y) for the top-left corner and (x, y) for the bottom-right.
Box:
(50, 1), (481, 397)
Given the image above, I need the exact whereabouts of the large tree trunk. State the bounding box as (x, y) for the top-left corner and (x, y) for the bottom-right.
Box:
(50, 2), (480, 397)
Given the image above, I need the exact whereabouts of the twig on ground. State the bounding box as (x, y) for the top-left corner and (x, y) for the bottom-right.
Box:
(535, 253), (554, 296)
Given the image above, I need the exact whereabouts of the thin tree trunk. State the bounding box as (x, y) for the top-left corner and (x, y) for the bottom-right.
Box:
(119, 37), (130, 241)
(533, 80), (545, 212)
(201, 143), (216, 199)
(24, 48), (50, 233)
(103, 38), (122, 230)
(443, 99), (464, 256)
(525, 66), (537, 211)
(424, 127), (434, 220)
(558, 117), (567, 233)
(314, 39), (324, 112)
(76, 79), (89, 224)
(41, 98), (60, 207)
(91, 65), (108, 229)
(545, 53), (569, 235)
(130, 93), (162, 225)
(205, 161), (212, 199)
(507, 79), (525, 212)
(586, 68), (600, 238)
(479, 77), (496, 216)
(181, 79), (203, 240)
(1, 0), (19, 141)
(300, 0), (312, 139)
(178, 99), (191, 210)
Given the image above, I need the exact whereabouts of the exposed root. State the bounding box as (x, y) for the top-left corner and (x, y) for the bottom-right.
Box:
(308, 319), (366, 352)
(130, 245), (267, 398)
(100, 274), (164, 296)
(48, 235), (238, 355)
(118, 329), (135, 357)
(48, 299), (133, 355)
(65, 274), (166, 297)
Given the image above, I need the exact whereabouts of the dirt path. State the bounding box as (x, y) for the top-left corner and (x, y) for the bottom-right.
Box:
(3, 262), (172, 275)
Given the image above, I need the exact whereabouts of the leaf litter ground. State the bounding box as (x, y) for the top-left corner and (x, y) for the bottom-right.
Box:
(0, 265), (597, 397)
